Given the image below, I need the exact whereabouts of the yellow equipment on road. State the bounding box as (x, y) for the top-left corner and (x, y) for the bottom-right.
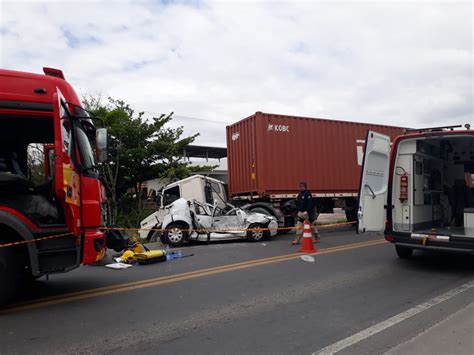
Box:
(134, 250), (167, 264)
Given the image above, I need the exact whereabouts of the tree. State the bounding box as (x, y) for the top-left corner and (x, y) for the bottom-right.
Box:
(82, 95), (212, 226)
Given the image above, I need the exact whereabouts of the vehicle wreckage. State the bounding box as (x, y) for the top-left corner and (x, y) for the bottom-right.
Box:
(145, 198), (278, 247)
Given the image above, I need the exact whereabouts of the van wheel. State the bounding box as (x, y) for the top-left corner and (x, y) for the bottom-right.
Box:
(395, 246), (413, 259)
(0, 244), (22, 304)
(247, 223), (267, 242)
(164, 223), (188, 247)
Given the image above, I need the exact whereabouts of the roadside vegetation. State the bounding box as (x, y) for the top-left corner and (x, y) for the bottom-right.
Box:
(82, 95), (213, 228)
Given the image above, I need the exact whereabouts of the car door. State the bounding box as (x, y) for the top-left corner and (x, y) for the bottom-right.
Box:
(213, 211), (241, 233)
(193, 202), (213, 230)
(358, 131), (391, 233)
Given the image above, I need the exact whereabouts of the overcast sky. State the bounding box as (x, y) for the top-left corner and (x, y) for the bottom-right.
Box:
(1, 0), (472, 146)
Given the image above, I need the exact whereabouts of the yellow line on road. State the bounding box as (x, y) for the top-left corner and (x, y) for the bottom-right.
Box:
(1, 239), (386, 314)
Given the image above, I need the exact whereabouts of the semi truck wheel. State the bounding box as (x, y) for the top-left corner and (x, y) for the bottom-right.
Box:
(0, 243), (22, 304)
(249, 207), (284, 234)
(395, 245), (414, 259)
(345, 207), (358, 224)
(250, 207), (271, 216)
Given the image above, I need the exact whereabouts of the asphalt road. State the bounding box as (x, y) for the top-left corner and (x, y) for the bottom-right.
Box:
(1, 226), (473, 355)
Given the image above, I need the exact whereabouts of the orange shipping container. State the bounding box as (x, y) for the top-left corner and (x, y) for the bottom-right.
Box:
(227, 112), (405, 198)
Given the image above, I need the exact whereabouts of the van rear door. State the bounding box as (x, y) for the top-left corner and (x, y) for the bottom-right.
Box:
(358, 131), (391, 233)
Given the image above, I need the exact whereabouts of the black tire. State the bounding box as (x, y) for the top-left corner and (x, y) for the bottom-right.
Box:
(247, 223), (267, 242)
(250, 207), (271, 216)
(396, 245), (414, 259)
(163, 223), (188, 247)
(0, 244), (22, 305)
(345, 207), (358, 224)
(146, 226), (162, 243)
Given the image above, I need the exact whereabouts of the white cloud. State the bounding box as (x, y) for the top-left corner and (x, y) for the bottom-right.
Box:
(1, 0), (472, 145)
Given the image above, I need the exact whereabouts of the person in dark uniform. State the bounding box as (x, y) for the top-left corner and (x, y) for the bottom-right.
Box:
(292, 182), (320, 245)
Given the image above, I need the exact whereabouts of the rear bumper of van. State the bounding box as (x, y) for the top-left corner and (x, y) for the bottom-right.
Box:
(386, 233), (474, 255)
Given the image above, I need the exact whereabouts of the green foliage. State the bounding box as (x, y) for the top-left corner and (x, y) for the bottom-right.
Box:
(27, 143), (45, 186)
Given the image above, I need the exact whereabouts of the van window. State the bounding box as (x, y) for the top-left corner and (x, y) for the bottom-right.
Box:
(204, 184), (213, 204)
(163, 186), (180, 205)
(210, 182), (221, 193)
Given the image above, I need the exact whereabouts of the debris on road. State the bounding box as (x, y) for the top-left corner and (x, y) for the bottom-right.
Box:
(300, 255), (315, 263)
(105, 248), (193, 270)
(135, 250), (167, 264)
(105, 263), (133, 270)
(166, 250), (194, 260)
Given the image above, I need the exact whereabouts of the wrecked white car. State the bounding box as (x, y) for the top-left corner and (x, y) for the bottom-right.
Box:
(157, 198), (278, 247)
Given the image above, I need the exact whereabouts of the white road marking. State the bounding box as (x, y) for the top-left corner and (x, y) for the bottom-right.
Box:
(313, 280), (474, 355)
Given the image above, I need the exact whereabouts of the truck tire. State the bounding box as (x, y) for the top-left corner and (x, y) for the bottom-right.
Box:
(250, 207), (272, 216)
(395, 245), (414, 259)
(163, 223), (188, 247)
(0, 244), (22, 305)
(345, 207), (358, 224)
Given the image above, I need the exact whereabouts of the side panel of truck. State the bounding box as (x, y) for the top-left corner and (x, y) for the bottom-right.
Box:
(357, 131), (391, 233)
(227, 112), (405, 198)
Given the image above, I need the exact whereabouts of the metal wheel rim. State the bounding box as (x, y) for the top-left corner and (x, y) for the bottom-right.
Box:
(168, 228), (183, 243)
(251, 229), (264, 240)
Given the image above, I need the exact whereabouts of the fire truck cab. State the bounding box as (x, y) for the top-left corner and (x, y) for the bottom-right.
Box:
(0, 68), (108, 303)
(358, 126), (474, 258)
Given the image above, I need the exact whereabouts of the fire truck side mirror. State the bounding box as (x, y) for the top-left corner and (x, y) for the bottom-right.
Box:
(96, 128), (108, 162)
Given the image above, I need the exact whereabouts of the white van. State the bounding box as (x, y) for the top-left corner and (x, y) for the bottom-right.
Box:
(358, 126), (474, 258)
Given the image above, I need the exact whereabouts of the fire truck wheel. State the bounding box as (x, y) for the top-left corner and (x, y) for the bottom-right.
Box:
(0, 244), (22, 304)
(395, 245), (414, 259)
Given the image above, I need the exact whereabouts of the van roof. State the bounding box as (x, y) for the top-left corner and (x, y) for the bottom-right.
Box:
(165, 174), (224, 189)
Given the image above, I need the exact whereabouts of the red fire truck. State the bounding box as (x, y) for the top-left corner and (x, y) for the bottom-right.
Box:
(0, 68), (108, 303)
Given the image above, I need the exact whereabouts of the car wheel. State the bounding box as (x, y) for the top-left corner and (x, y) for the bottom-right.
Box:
(164, 223), (188, 247)
(395, 245), (413, 259)
(247, 223), (267, 242)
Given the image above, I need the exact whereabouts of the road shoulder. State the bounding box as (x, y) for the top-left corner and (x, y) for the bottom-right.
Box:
(385, 302), (474, 355)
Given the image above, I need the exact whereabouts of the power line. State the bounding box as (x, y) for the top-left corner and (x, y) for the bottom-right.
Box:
(140, 110), (232, 124)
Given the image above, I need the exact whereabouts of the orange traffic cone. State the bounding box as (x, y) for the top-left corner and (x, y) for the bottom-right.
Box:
(300, 220), (316, 253)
